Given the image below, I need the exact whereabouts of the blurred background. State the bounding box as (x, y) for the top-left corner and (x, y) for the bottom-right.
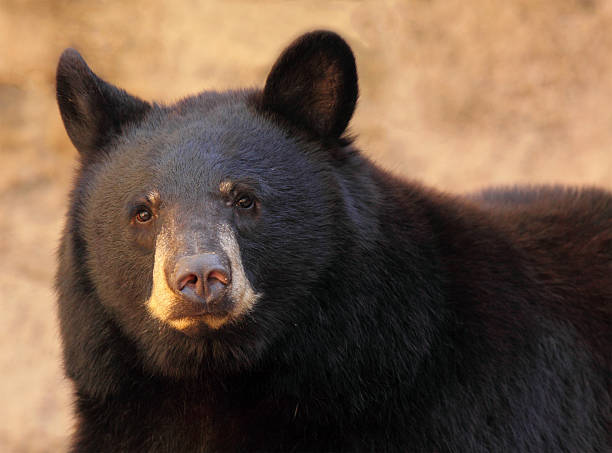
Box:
(1, 0), (611, 451)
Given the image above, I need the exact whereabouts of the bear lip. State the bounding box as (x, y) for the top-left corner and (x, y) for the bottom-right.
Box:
(195, 309), (231, 318)
(169, 311), (234, 336)
(170, 305), (231, 319)
(167, 293), (234, 319)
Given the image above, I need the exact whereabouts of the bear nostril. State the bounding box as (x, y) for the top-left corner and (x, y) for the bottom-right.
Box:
(205, 269), (230, 305)
(177, 273), (198, 292)
(207, 269), (229, 287)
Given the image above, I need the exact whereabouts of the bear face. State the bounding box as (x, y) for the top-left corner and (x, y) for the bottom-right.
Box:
(86, 104), (350, 375)
(56, 32), (370, 380)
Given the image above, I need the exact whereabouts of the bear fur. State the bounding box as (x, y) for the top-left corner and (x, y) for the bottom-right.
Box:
(56, 31), (611, 452)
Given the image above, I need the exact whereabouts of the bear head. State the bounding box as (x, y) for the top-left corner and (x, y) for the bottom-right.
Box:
(56, 31), (373, 381)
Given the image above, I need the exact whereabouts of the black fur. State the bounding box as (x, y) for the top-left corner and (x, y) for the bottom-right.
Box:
(56, 31), (611, 452)
(56, 48), (151, 162)
(261, 30), (358, 140)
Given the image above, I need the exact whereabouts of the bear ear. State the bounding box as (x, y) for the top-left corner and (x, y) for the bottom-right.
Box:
(261, 30), (358, 140)
(56, 49), (151, 158)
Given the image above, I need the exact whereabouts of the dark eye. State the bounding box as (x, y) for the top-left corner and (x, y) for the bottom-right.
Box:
(235, 194), (255, 209)
(134, 207), (152, 223)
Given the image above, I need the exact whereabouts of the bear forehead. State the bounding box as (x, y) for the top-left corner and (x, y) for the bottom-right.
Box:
(93, 97), (318, 199)
(147, 98), (288, 162)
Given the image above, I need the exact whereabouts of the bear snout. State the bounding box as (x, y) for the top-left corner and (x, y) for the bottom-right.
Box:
(172, 254), (231, 312)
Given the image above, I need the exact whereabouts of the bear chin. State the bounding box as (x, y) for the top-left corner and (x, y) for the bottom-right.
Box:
(137, 317), (269, 380)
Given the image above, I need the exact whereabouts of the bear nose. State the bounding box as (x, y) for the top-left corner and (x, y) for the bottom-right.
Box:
(173, 254), (230, 306)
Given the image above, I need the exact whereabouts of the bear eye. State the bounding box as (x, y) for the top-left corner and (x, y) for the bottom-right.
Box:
(234, 194), (255, 209)
(134, 207), (153, 223)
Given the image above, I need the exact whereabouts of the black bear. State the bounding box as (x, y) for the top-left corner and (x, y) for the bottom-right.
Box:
(56, 31), (611, 452)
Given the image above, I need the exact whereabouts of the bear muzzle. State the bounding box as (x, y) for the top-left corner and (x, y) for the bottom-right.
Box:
(146, 223), (261, 333)
(172, 253), (232, 314)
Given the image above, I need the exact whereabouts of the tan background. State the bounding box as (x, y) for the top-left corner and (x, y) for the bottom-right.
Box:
(1, 1), (611, 451)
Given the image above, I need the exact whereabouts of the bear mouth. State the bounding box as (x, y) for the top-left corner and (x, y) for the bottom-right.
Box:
(167, 311), (233, 336)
